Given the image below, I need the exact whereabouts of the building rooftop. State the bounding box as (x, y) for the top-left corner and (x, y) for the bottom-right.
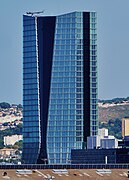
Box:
(0, 169), (128, 179)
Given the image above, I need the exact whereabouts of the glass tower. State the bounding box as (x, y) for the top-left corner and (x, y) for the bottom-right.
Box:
(22, 11), (98, 164)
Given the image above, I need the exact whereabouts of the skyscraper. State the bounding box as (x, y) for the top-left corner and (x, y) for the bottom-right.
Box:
(22, 11), (98, 164)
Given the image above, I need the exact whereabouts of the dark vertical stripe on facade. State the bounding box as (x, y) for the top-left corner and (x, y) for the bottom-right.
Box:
(37, 16), (56, 164)
(83, 12), (90, 143)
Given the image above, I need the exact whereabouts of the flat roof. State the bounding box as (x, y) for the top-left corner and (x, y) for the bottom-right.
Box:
(0, 169), (128, 179)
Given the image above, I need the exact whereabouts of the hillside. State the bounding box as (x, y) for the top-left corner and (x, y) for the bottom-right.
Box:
(98, 98), (129, 139)
(1, 100), (129, 124)
(99, 103), (129, 122)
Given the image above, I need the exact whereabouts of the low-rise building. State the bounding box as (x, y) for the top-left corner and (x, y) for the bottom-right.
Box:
(4, 135), (22, 146)
(0, 148), (16, 156)
(87, 128), (118, 149)
(100, 137), (118, 149)
(71, 148), (129, 164)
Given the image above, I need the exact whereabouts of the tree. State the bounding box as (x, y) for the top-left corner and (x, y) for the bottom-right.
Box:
(0, 102), (10, 109)
(99, 118), (122, 139)
(17, 104), (22, 109)
(0, 138), (4, 148)
(14, 140), (23, 150)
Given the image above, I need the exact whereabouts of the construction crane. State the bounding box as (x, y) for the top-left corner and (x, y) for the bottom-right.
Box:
(26, 10), (44, 16)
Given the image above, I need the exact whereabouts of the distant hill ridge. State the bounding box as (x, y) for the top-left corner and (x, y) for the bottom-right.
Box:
(1, 99), (129, 124)
(98, 97), (129, 105)
(98, 97), (129, 123)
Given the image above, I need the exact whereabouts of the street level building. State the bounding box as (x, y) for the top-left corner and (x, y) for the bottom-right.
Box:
(71, 148), (129, 164)
(22, 11), (98, 164)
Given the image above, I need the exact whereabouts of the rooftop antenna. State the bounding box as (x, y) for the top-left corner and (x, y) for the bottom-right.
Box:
(26, 10), (44, 16)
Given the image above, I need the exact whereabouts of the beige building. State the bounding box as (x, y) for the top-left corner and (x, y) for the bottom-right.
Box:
(122, 117), (129, 138)
(4, 135), (22, 146)
(0, 148), (16, 156)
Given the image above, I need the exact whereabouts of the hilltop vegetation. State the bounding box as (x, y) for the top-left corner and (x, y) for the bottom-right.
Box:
(0, 102), (22, 109)
(99, 96), (129, 104)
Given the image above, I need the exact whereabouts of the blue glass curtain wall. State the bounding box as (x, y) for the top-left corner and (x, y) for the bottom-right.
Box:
(47, 12), (84, 164)
(22, 15), (40, 164)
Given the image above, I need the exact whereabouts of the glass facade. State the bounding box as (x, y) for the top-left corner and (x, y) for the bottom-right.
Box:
(22, 15), (41, 164)
(22, 11), (98, 164)
(47, 12), (84, 164)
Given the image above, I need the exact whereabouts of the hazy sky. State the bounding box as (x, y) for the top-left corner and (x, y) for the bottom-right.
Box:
(0, 0), (129, 104)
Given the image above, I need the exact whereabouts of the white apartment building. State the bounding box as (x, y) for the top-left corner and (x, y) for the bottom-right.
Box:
(4, 135), (22, 146)
(87, 128), (118, 149)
